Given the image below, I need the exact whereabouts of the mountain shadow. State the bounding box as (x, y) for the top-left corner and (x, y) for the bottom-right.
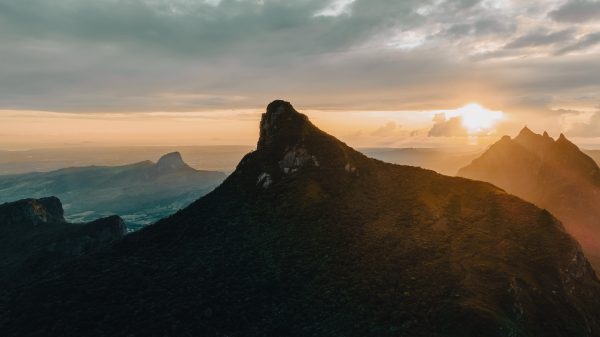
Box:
(2, 102), (600, 337)
(0, 152), (226, 230)
(458, 127), (600, 269)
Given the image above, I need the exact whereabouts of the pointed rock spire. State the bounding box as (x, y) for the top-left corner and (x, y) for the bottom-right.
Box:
(257, 100), (309, 152)
(233, 100), (365, 191)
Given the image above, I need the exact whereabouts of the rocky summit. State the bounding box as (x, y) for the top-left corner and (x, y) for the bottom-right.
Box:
(2, 102), (600, 337)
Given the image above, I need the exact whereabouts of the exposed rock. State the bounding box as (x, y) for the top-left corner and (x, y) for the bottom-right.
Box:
(279, 147), (318, 174)
(256, 172), (272, 189)
(257, 100), (308, 152)
(0, 197), (65, 227)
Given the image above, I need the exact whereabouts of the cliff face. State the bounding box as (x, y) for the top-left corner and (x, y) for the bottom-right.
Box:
(3, 103), (600, 337)
(459, 127), (600, 268)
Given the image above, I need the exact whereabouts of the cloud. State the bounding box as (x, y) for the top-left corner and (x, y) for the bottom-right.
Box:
(505, 29), (575, 49)
(0, 0), (598, 121)
(555, 32), (600, 55)
(370, 121), (400, 137)
(428, 114), (468, 137)
(314, 0), (356, 17)
(432, 112), (446, 123)
(562, 109), (600, 137)
(549, 0), (600, 23)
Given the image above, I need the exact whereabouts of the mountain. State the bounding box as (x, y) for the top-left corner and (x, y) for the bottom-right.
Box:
(0, 152), (226, 230)
(2, 101), (600, 337)
(0, 197), (125, 289)
(458, 127), (600, 268)
(0, 146), (252, 175)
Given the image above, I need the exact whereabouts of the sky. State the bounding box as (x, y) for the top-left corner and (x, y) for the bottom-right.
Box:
(1, 0), (600, 149)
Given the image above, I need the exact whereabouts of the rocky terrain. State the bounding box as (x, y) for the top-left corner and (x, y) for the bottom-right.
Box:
(459, 127), (600, 269)
(2, 102), (600, 336)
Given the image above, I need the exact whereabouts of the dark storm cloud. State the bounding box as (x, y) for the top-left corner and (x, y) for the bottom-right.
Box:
(0, 0), (599, 117)
(549, 0), (600, 23)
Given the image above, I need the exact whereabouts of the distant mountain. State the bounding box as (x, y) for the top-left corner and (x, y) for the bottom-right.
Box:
(0, 152), (226, 230)
(0, 197), (125, 288)
(362, 147), (481, 175)
(458, 127), (600, 268)
(3, 102), (600, 337)
(0, 146), (252, 175)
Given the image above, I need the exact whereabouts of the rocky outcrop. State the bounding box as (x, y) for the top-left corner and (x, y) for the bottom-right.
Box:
(257, 100), (309, 152)
(0, 197), (65, 227)
(249, 100), (363, 189)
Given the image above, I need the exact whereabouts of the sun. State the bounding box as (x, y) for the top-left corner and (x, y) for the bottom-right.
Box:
(453, 103), (504, 134)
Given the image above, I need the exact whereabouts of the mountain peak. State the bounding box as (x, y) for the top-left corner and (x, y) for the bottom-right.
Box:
(234, 100), (365, 190)
(558, 133), (567, 142)
(556, 133), (578, 150)
(155, 152), (187, 171)
(257, 100), (309, 151)
(514, 126), (557, 150)
(517, 126), (535, 138)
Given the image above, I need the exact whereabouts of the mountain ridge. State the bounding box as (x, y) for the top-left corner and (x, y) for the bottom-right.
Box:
(0, 152), (226, 230)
